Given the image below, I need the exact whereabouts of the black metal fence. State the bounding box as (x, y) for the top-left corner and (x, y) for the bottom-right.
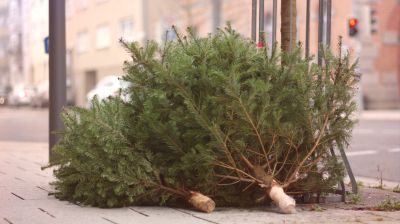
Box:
(251, 0), (332, 63)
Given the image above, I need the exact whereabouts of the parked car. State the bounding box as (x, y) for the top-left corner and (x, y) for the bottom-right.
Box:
(30, 79), (75, 108)
(0, 85), (11, 106)
(7, 84), (36, 107)
(86, 75), (130, 106)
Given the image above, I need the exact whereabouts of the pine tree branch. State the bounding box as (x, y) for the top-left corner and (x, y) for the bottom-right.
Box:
(283, 114), (330, 187)
(87, 109), (132, 147)
(262, 134), (277, 169)
(236, 97), (271, 171)
(273, 146), (292, 176)
(247, 148), (265, 157)
(215, 161), (258, 183)
(217, 179), (241, 186)
(158, 184), (189, 198)
(240, 154), (254, 170)
(273, 136), (301, 177)
(167, 78), (242, 176)
(242, 181), (256, 192)
(215, 174), (254, 183)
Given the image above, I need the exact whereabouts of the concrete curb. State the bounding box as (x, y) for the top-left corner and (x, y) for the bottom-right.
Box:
(358, 110), (400, 121)
(347, 176), (400, 190)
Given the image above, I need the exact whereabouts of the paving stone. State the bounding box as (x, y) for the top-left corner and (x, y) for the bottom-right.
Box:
(1, 140), (400, 224)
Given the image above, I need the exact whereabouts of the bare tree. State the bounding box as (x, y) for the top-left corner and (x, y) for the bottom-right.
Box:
(280, 0), (297, 52)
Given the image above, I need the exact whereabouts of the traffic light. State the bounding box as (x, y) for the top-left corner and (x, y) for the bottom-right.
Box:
(348, 18), (358, 37)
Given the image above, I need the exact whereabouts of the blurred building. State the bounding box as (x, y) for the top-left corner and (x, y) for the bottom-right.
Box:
(21, 0), (48, 86)
(65, 0), (359, 106)
(354, 0), (400, 109)
(0, 0), (23, 87)
(7, 0), (22, 86)
(158, 0), (400, 109)
(0, 0), (9, 86)
(66, 0), (145, 106)
(145, 0), (252, 42)
(0, 0), (394, 108)
(0, 0), (48, 89)
(66, 0), (214, 105)
(0, 0), (398, 108)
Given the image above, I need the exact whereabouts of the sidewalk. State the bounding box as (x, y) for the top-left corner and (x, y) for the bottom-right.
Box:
(1, 141), (400, 224)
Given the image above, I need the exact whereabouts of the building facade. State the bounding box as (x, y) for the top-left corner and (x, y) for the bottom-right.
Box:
(0, 0), (23, 88)
(7, 0), (23, 86)
(0, 0), (9, 87)
(21, 0), (49, 86)
(66, 0), (146, 106)
(0, 0), (398, 108)
(64, 0), (399, 108)
(66, 0), (358, 106)
(354, 0), (400, 109)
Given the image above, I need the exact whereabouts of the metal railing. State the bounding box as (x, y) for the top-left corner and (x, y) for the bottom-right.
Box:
(251, 0), (332, 60)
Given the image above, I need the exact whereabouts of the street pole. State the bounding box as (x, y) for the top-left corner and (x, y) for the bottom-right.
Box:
(305, 0), (311, 58)
(318, 0), (325, 66)
(326, 0), (332, 48)
(289, 0), (293, 52)
(258, 0), (264, 41)
(49, 0), (67, 161)
(212, 0), (222, 32)
(272, 0), (277, 45)
(142, 0), (149, 41)
(251, 0), (257, 42)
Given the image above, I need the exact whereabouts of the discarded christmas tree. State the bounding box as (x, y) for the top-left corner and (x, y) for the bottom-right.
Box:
(47, 26), (359, 214)
(122, 26), (358, 212)
(47, 97), (215, 212)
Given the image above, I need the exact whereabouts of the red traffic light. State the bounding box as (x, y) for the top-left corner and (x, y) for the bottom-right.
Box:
(348, 18), (359, 37)
(349, 18), (358, 28)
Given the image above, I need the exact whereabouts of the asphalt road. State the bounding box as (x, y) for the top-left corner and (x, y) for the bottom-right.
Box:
(348, 118), (400, 183)
(0, 107), (48, 142)
(0, 107), (399, 182)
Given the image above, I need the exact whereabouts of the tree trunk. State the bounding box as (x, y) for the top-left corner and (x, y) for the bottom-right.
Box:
(159, 185), (215, 213)
(281, 0), (297, 53)
(268, 181), (296, 214)
(188, 191), (216, 213)
(252, 165), (296, 214)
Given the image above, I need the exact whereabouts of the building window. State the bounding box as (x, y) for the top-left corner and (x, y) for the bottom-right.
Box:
(0, 15), (5, 27)
(76, 0), (89, 11)
(0, 41), (5, 58)
(383, 31), (400, 45)
(66, 0), (75, 18)
(77, 31), (89, 53)
(120, 19), (134, 42)
(96, 25), (111, 49)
